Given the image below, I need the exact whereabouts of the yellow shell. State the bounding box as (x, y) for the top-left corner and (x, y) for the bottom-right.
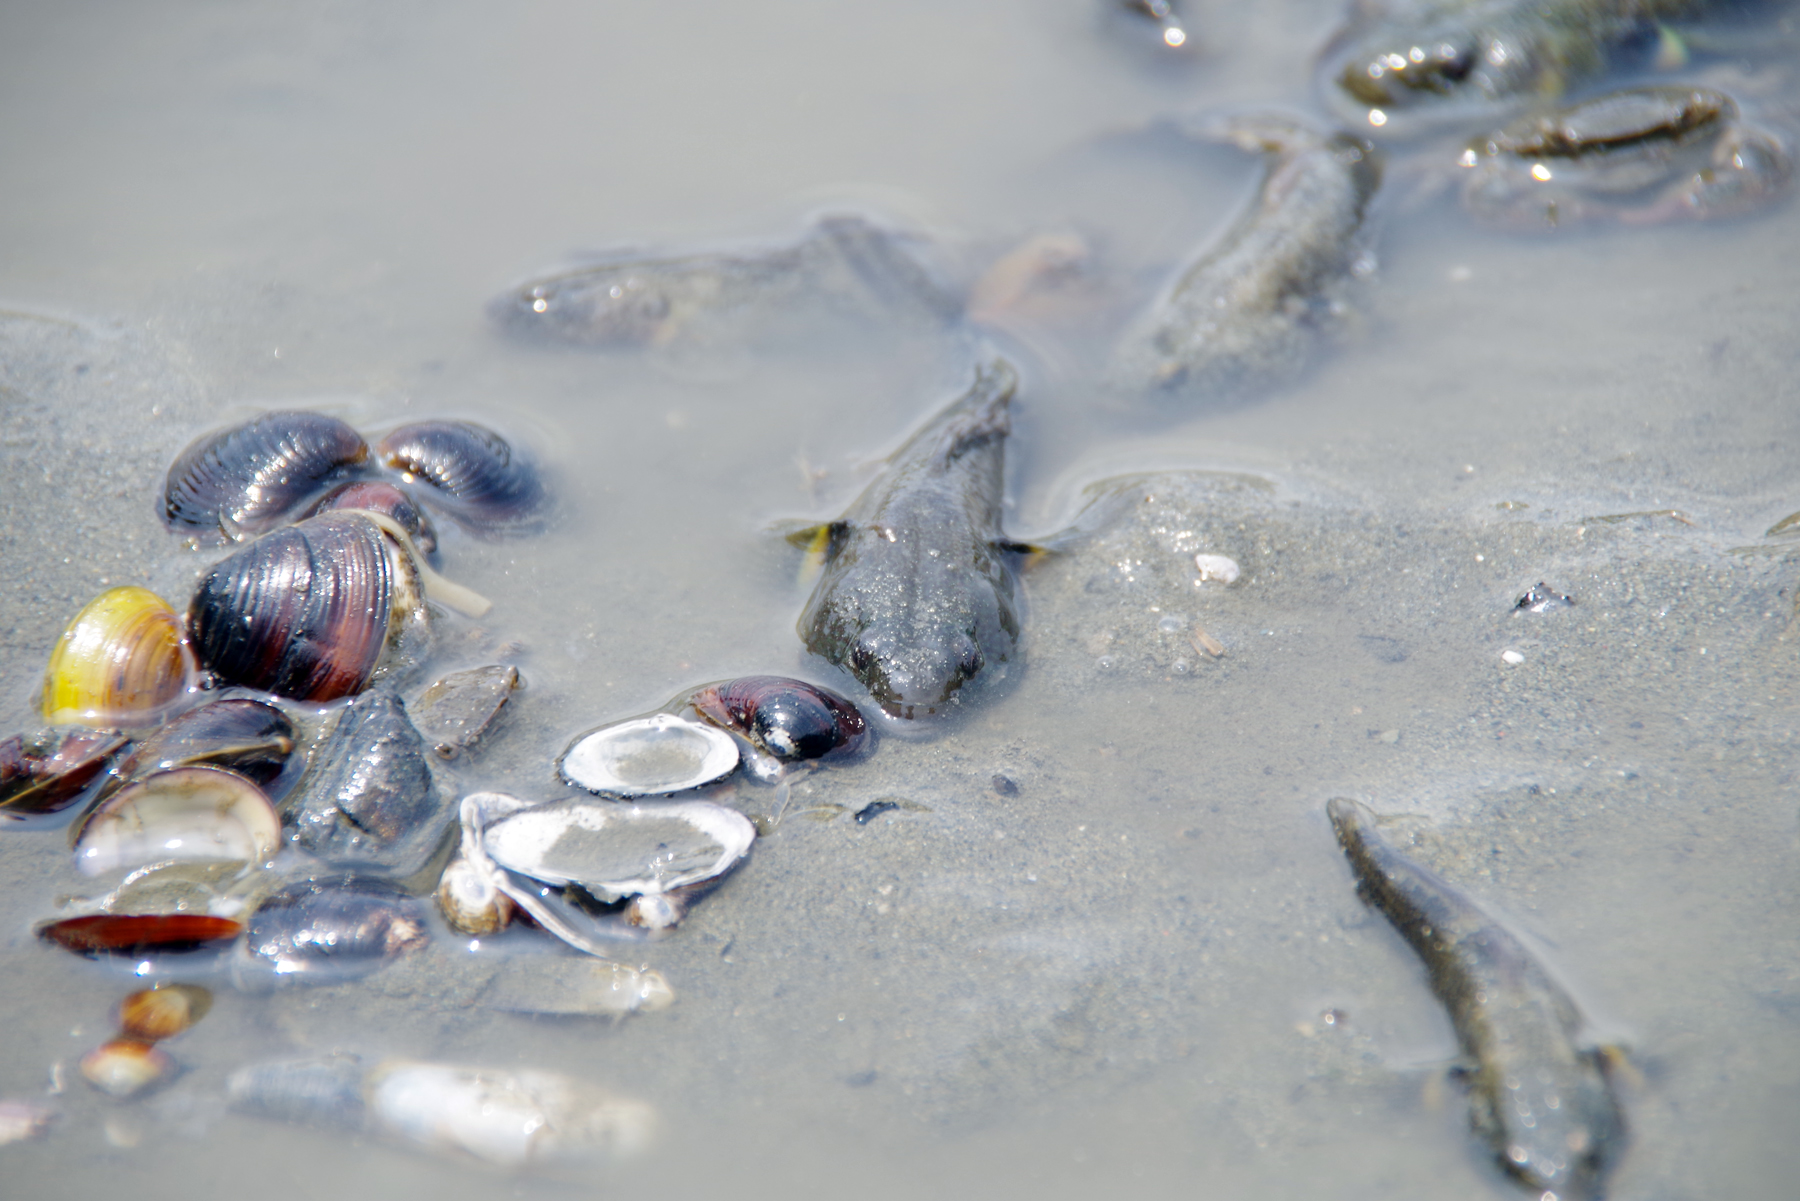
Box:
(42, 586), (195, 727)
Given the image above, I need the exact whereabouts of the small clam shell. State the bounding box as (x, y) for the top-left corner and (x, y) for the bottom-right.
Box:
(163, 411), (369, 540)
(482, 797), (755, 902)
(37, 913), (245, 957)
(71, 765), (282, 877)
(80, 1038), (172, 1099)
(238, 876), (430, 986)
(0, 728), (128, 819)
(118, 984), (212, 1042)
(299, 480), (438, 555)
(113, 698), (298, 796)
(188, 513), (431, 703)
(376, 420), (547, 533)
(558, 714), (739, 797)
(689, 675), (869, 762)
(41, 587), (197, 728)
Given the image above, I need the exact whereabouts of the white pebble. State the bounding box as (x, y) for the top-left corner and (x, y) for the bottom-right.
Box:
(1500, 650), (1525, 665)
(1194, 554), (1240, 584)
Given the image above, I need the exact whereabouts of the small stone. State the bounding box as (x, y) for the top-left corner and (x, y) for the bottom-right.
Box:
(1501, 650), (1525, 665)
(1194, 554), (1241, 584)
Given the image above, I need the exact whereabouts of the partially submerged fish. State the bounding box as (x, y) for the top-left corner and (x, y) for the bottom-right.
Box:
(490, 213), (959, 349)
(1327, 798), (1625, 1199)
(796, 359), (1022, 719)
(1319, 0), (1735, 133)
(1110, 114), (1381, 402)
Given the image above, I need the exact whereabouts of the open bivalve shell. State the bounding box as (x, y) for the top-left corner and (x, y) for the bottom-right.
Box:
(71, 766), (282, 877)
(557, 714), (738, 796)
(481, 797), (755, 903)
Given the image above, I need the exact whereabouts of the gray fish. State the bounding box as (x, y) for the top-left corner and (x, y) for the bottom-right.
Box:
(797, 359), (1022, 720)
(1110, 114), (1380, 402)
(490, 213), (959, 349)
(1327, 798), (1625, 1200)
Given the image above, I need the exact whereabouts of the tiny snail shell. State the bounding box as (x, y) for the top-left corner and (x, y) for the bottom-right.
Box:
(40, 586), (197, 728)
(376, 420), (547, 533)
(689, 675), (869, 762)
(163, 411), (369, 541)
(187, 513), (431, 703)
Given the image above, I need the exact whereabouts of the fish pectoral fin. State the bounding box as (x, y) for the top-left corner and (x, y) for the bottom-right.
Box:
(997, 539), (1055, 568)
(777, 521), (848, 588)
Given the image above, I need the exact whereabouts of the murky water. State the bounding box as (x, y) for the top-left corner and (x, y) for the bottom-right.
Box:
(3, 2), (1798, 1198)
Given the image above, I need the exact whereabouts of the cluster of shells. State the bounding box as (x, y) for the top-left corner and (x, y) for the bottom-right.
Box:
(2, 410), (873, 1164)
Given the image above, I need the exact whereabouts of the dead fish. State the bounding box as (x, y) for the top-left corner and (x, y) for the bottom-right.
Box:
(1109, 113), (1380, 403)
(795, 359), (1023, 719)
(1327, 798), (1626, 1199)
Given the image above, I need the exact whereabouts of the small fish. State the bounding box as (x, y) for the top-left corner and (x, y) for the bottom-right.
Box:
(796, 359), (1023, 719)
(1327, 798), (1626, 1199)
(1319, 0), (1734, 134)
(1109, 114), (1380, 403)
(490, 213), (959, 349)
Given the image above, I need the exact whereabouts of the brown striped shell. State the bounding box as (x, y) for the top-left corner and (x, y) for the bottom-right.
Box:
(187, 513), (431, 702)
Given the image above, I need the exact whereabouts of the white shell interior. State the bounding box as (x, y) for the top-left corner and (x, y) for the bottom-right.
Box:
(482, 798), (755, 900)
(558, 714), (738, 796)
(73, 766), (282, 877)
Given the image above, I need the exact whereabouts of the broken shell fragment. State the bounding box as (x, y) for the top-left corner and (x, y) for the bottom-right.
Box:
(1194, 554), (1240, 583)
(558, 713), (739, 797)
(112, 698), (298, 797)
(411, 665), (520, 758)
(80, 1039), (172, 1099)
(481, 798), (755, 903)
(118, 984), (212, 1042)
(41, 586), (197, 728)
(71, 766), (282, 877)
(0, 1098), (58, 1145)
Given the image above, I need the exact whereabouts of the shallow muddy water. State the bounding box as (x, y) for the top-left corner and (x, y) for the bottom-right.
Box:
(2, 2), (1798, 1199)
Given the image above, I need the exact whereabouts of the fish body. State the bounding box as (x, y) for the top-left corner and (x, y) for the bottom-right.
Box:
(1110, 115), (1380, 402)
(491, 214), (959, 348)
(1327, 798), (1625, 1199)
(798, 360), (1020, 719)
(1320, 0), (1732, 133)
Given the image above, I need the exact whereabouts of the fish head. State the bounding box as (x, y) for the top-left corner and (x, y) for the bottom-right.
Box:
(841, 620), (992, 721)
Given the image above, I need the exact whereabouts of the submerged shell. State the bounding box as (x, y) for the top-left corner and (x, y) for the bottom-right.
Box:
(483, 957), (673, 1017)
(113, 698), (298, 796)
(558, 714), (739, 797)
(0, 728), (128, 819)
(376, 421), (546, 532)
(365, 1061), (658, 1165)
(118, 984), (212, 1042)
(163, 411), (369, 540)
(37, 913), (244, 957)
(412, 664), (520, 758)
(284, 687), (447, 875)
(80, 1038), (172, 1099)
(300, 480), (439, 555)
(482, 797), (755, 903)
(436, 849), (515, 935)
(41, 587), (196, 728)
(239, 876), (429, 985)
(71, 766), (281, 877)
(689, 675), (868, 762)
(229, 1055), (658, 1166)
(188, 513), (431, 703)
